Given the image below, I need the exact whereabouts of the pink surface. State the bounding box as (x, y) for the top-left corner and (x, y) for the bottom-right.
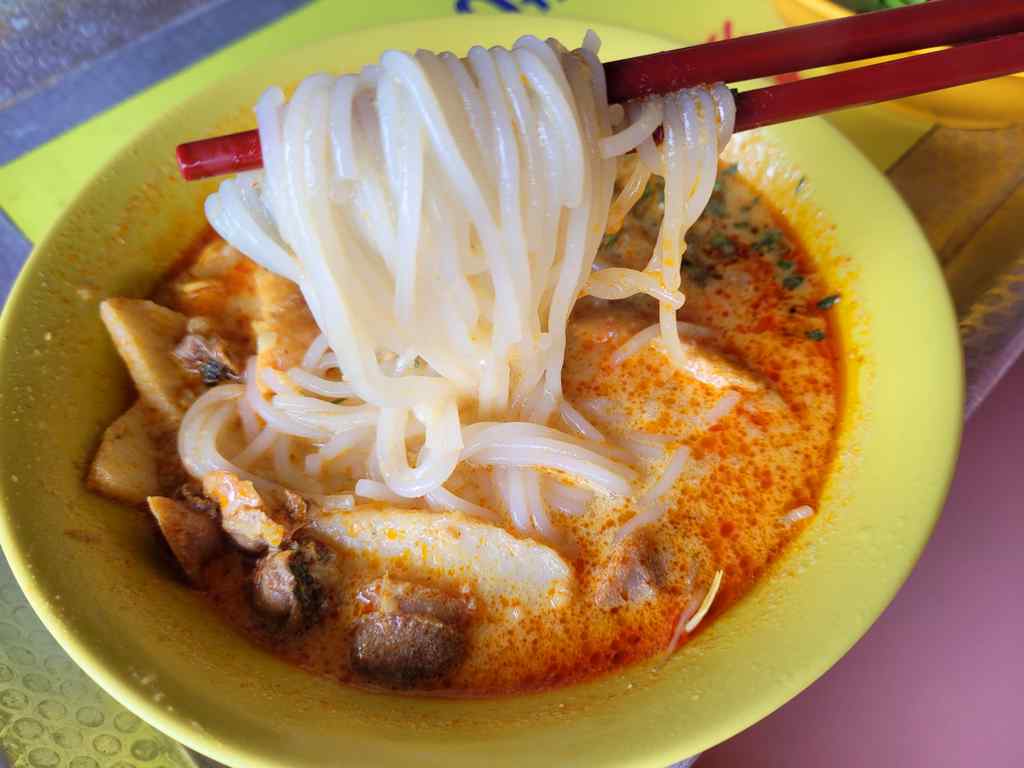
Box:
(702, 355), (1024, 767)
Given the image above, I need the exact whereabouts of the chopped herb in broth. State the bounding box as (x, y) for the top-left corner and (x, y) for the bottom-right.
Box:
(597, 161), (837, 348)
(783, 274), (805, 290)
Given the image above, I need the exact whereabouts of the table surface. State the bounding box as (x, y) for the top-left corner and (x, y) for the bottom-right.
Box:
(703, 354), (1024, 768)
(1, 2), (1022, 767)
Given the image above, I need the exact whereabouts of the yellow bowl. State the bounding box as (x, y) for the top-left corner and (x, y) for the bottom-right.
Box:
(773, 0), (1024, 128)
(0, 15), (962, 768)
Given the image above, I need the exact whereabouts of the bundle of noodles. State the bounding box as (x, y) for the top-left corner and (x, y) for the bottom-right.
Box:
(188, 32), (735, 541)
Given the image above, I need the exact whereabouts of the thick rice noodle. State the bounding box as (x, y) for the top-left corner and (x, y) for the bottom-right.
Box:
(191, 33), (735, 542)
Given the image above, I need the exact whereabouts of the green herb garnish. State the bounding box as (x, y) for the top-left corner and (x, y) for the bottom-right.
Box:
(816, 293), (840, 310)
(777, 258), (793, 271)
(709, 231), (736, 256)
(682, 258), (720, 286)
(601, 232), (619, 248)
(783, 274), (805, 290)
(740, 195), (761, 213)
(199, 360), (230, 385)
(722, 163), (739, 176)
(756, 229), (784, 251)
(805, 329), (826, 342)
(705, 198), (727, 218)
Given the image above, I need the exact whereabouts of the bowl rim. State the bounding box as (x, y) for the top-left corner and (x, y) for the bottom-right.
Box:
(0, 14), (964, 768)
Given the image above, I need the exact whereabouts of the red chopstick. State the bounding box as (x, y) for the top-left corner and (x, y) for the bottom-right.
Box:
(734, 32), (1024, 133)
(176, 0), (1024, 181)
(178, 130), (263, 180)
(603, 0), (1024, 102)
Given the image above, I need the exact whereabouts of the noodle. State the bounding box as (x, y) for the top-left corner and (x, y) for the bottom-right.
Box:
(286, 367), (355, 399)
(191, 33), (735, 545)
(684, 569), (723, 633)
(583, 268), (686, 308)
(617, 445), (691, 540)
(544, 479), (593, 517)
(425, 485), (500, 522)
(605, 158), (651, 234)
(700, 390), (742, 429)
(233, 424), (278, 467)
(558, 399), (606, 442)
(355, 478), (409, 504)
(781, 505), (815, 526)
(610, 321), (715, 367)
(599, 99), (664, 159)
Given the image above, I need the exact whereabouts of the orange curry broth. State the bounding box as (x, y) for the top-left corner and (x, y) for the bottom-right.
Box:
(145, 165), (840, 695)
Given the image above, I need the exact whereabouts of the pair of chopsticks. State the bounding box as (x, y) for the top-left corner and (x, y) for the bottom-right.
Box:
(176, 0), (1024, 181)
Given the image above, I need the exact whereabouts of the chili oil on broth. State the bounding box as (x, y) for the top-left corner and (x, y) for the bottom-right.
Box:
(111, 165), (840, 696)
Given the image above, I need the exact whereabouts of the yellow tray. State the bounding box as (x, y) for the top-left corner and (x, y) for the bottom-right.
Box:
(0, 1), (1017, 765)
